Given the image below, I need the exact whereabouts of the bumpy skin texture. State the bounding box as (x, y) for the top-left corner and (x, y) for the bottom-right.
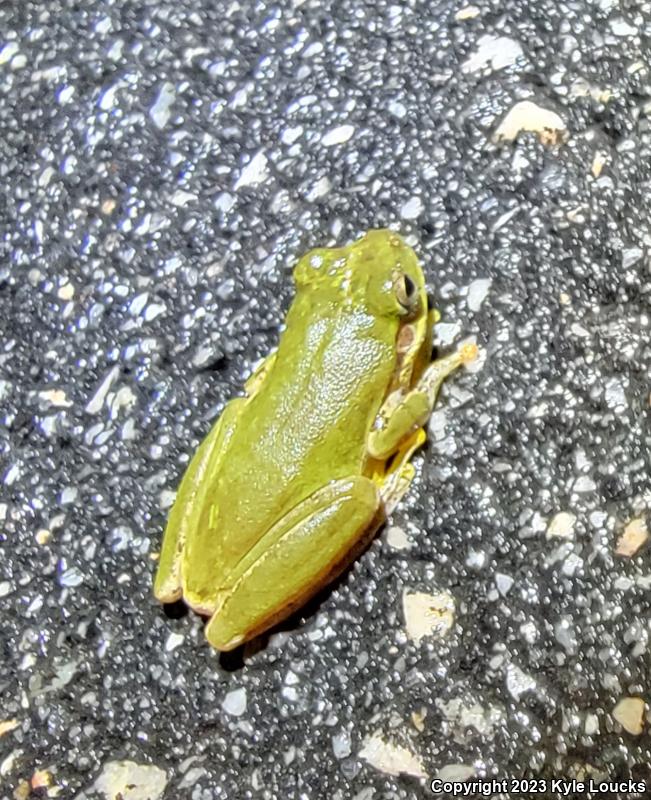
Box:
(154, 229), (471, 650)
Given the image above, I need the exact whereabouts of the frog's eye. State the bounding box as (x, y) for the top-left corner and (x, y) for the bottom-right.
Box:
(394, 273), (418, 311)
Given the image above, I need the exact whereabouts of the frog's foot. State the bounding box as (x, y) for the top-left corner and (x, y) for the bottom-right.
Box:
(204, 476), (382, 651)
(376, 427), (426, 515)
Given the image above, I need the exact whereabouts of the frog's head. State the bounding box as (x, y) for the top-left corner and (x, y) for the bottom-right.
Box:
(293, 229), (427, 322)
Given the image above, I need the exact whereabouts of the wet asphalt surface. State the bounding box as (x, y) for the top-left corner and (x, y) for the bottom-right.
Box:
(2, 1), (651, 798)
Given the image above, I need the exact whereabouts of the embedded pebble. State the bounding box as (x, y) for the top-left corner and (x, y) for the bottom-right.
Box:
(462, 35), (523, 74)
(612, 697), (646, 735)
(90, 760), (167, 800)
(615, 517), (649, 557)
(321, 125), (355, 146)
(493, 100), (568, 145)
(403, 590), (455, 643)
(547, 512), (577, 540)
(222, 688), (247, 717)
(359, 732), (426, 779)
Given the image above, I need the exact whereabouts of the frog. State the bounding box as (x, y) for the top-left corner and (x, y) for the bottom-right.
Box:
(154, 229), (477, 651)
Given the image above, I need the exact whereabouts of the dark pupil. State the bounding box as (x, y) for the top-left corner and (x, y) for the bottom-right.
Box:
(403, 275), (415, 298)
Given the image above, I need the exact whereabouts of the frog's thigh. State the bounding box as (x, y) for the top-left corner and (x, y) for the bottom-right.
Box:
(205, 476), (381, 651)
(153, 398), (246, 602)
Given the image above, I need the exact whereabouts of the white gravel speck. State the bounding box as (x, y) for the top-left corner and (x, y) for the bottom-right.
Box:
(604, 377), (627, 412)
(321, 124), (355, 146)
(59, 565), (84, 587)
(384, 525), (410, 550)
(0, 42), (19, 65)
(85, 366), (120, 414)
(332, 731), (352, 759)
(400, 196), (423, 220)
(144, 303), (166, 322)
(281, 125), (303, 145)
(98, 82), (120, 111)
(91, 760), (168, 800)
(493, 100), (567, 145)
(610, 18), (637, 37)
(222, 688), (247, 717)
(612, 697), (646, 735)
(234, 150), (269, 190)
(462, 35), (523, 74)
(165, 632), (184, 652)
(403, 590), (455, 643)
(547, 512), (576, 540)
(495, 573), (514, 596)
(149, 82), (176, 129)
(438, 764), (476, 781)
(506, 663), (536, 700)
(434, 321), (462, 346)
(359, 732), (426, 778)
(466, 278), (492, 311)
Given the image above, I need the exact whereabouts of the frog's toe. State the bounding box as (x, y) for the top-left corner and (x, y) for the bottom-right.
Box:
(205, 613), (245, 652)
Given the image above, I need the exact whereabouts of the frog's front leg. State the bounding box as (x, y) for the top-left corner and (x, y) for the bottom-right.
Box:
(205, 477), (382, 651)
(368, 342), (478, 461)
(366, 342), (478, 514)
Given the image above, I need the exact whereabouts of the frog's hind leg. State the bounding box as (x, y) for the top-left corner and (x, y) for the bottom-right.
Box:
(374, 427), (427, 516)
(154, 398), (246, 603)
(205, 476), (382, 651)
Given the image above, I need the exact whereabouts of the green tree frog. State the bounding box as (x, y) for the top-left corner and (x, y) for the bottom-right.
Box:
(154, 229), (477, 651)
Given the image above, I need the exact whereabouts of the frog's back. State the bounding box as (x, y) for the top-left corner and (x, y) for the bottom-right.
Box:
(186, 293), (399, 586)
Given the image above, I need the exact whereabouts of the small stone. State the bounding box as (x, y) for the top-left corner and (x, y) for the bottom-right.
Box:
(90, 760), (168, 800)
(411, 709), (426, 732)
(403, 590), (455, 643)
(438, 764), (476, 781)
(455, 6), (480, 21)
(466, 278), (492, 311)
(612, 697), (646, 735)
(38, 389), (72, 408)
(321, 124), (355, 146)
(149, 82), (176, 129)
(616, 517), (649, 557)
(85, 366), (120, 414)
(222, 688), (247, 717)
(385, 525), (410, 550)
(506, 663), (536, 700)
(165, 632), (184, 652)
(331, 731), (352, 759)
(59, 565), (84, 587)
(35, 529), (51, 545)
(584, 713), (599, 736)
(57, 282), (75, 301)
(546, 512), (576, 540)
(591, 151), (607, 178)
(462, 35), (523, 74)
(495, 573), (514, 596)
(359, 732), (426, 779)
(400, 196), (423, 220)
(621, 248), (643, 269)
(493, 100), (568, 146)
(234, 150), (269, 189)
(0, 719), (19, 737)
